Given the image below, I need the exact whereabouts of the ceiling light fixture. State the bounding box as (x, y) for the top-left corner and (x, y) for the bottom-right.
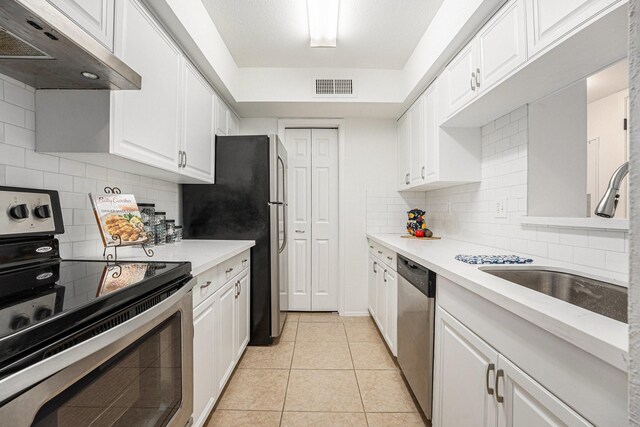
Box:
(307, 0), (339, 48)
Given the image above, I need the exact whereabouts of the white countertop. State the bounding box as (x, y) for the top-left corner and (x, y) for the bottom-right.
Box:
(367, 233), (628, 372)
(81, 240), (255, 276)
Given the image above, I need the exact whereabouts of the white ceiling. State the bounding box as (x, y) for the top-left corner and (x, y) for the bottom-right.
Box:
(202, 0), (444, 70)
(587, 58), (628, 103)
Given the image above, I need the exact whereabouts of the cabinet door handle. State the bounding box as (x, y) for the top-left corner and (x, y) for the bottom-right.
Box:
(405, 173), (410, 185)
(183, 151), (188, 167)
(178, 150), (183, 167)
(495, 369), (504, 403)
(373, 261), (377, 273)
(486, 363), (495, 395)
(295, 230), (305, 233)
(238, 280), (242, 296)
(471, 73), (476, 91)
(475, 68), (481, 88)
(234, 281), (239, 298)
(421, 166), (425, 179)
(383, 269), (388, 282)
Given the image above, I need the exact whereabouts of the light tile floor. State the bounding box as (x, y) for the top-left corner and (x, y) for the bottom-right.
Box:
(206, 312), (430, 427)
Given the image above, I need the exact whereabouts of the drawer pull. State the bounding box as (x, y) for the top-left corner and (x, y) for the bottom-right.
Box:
(387, 256), (392, 261)
(377, 250), (383, 254)
(369, 245), (373, 249)
(242, 259), (248, 267)
(226, 267), (234, 274)
(200, 281), (212, 289)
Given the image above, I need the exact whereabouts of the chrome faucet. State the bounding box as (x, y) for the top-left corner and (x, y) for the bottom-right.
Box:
(595, 161), (629, 218)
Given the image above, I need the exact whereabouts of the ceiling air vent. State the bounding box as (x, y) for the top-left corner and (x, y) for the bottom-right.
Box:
(314, 78), (355, 97)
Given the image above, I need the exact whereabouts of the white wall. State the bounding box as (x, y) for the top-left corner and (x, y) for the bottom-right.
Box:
(424, 106), (629, 283)
(240, 116), (398, 314)
(0, 73), (180, 259)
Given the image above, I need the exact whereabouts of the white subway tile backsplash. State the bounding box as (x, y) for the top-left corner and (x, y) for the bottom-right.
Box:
(588, 230), (626, 252)
(573, 247), (607, 269)
(5, 166), (43, 188)
(25, 150), (59, 172)
(0, 72), (181, 258)
(59, 158), (86, 177)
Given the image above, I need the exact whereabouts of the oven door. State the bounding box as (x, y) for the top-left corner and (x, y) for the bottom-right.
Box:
(0, 279), (194, 427)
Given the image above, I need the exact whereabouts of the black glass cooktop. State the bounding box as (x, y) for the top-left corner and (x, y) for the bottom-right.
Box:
(0, 259), (191, 377)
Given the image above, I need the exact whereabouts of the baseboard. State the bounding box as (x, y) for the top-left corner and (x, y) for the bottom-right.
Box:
(339, 311), (370, 317)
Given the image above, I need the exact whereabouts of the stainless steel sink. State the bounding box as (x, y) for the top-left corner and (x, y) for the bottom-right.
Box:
(480, 267), (627, 323)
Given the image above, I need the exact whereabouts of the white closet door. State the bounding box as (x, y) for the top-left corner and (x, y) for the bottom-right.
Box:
(310, 129), (339, 311)
(286, 129), (313, 311)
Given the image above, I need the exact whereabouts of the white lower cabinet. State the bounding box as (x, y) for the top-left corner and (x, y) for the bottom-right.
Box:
(192, 294), (217, 427)
(367, 242), (397, 355)
(236, 271), (250, 359)
(216, 278), (237, 394)
(192, 251), (251, 427)
(433, 307), (593, 427)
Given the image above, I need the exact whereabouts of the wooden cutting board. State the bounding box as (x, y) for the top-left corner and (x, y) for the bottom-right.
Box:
(400, 235), (441, 240)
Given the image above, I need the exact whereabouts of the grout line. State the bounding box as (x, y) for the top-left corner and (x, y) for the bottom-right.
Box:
(346, 324), (369, 426)
(279, 324), (297, 426)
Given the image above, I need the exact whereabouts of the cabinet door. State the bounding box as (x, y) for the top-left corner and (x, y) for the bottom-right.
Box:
(236, 270), (250, 358)
(443, 42), (478, 117)
(216, 280), (236, 393)
(368, 255), (378, 318)
(409, 97), (425, 186)
(496, 355), (593, 427)
(182, 62), (215, 183)
(423, 83), (439, 181)
(215, 96), (229, 136)
(433, 307), (498, 427)
(374, 263), (386, 332)
(477, 0), (527, 92)
(383, 268), (397, 355)
(192, 294), (217, 427)
(47, 0), (114, 50)
(526, 0), (618, 57)
(113, 0), (181, 173)
(228, 111), (240, 135)
(397, 114), (411, 189)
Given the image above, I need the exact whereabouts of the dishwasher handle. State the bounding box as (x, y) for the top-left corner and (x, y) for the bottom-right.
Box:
(397, 254), (436, 298)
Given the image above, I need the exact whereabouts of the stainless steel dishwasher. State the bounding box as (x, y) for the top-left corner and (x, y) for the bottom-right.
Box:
(397, 254), (436, 419)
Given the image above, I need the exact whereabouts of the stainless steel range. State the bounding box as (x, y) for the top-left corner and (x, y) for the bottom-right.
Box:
(0, 186), (195, 426)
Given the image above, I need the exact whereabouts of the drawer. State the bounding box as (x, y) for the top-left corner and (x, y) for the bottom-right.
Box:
(381, 248), (397, 270)
(193, 265), (218, 308)
(218, 249), (250, 284)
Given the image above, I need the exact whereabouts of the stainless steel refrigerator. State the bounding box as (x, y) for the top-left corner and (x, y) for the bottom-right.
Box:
(181, 135), (288, 345)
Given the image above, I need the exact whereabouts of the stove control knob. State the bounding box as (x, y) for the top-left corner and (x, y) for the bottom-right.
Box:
(34, 205), (52, 219)
(10, 314), (30, 331)
(9, 204), (29, 220)
(34, 306), (53, 321)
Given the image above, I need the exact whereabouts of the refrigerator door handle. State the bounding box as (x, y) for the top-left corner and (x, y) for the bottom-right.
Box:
(277, 155), (287, 254)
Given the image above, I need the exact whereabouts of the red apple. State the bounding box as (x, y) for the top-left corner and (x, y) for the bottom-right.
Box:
(415, 229), (425, 238)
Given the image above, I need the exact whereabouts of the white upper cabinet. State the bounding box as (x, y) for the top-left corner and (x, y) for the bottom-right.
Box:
(476, 0), (527, 92)
(526, 0), (619, 57)
(409, 97), (425, 186)
(443, 42), (478, 117)
(215, 95), (229, 136)
(112, 0), (182, 174)
(47, 0), (115, 50)
(397, 113), (411, 189)
(397, 78), (481, 192)
(182, 62), (215, 182)
(228, 111), (240, 136)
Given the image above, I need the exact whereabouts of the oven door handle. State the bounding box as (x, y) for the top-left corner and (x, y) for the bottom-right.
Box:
(0, 277), (196, 409)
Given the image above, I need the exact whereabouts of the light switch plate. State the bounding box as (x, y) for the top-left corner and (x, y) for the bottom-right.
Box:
(495, 198), (508, 218)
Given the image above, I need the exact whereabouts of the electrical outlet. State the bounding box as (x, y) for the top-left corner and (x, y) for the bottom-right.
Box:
(495, 198), (508, 218)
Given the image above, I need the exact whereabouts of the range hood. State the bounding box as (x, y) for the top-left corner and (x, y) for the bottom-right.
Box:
(0, 0), (141, 89)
